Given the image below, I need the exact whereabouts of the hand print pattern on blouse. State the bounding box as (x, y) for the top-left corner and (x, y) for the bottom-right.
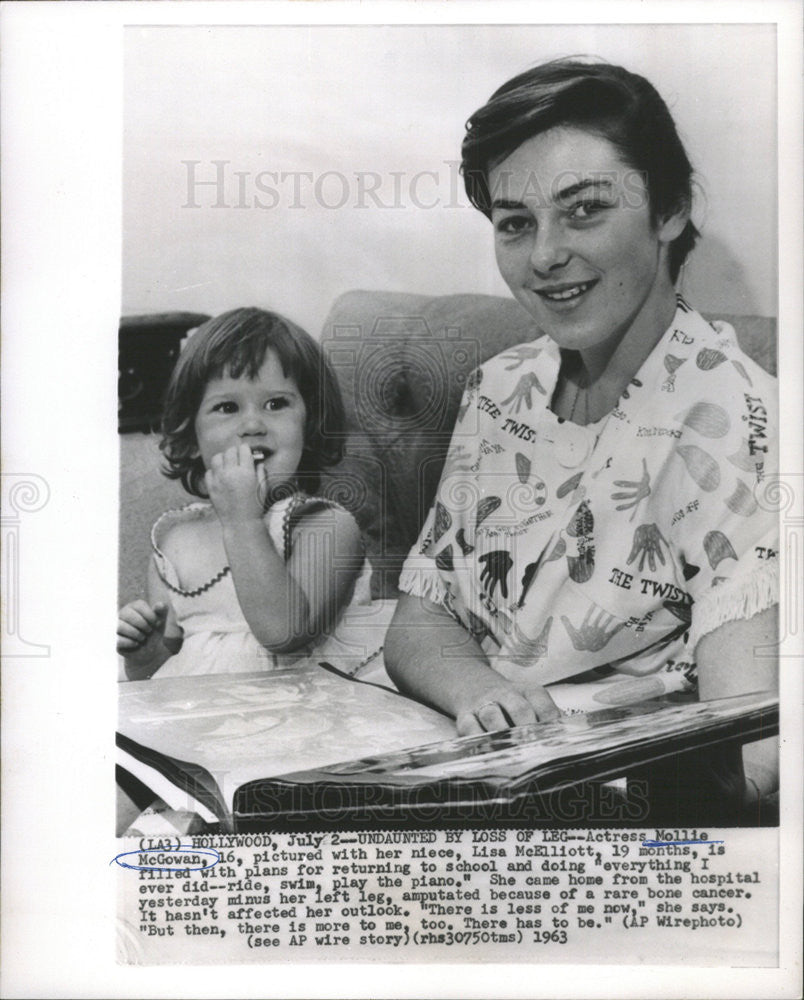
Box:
(499, 344), (544, 370)
(398, 301), (779, 687)
(508, 615), (553, 666)
(626, 523), (670, 574)
(611, 458), (651, 521)
(500, 372), (546, 413)
(479, 549), (514, 600)
(561, 608), (626, 652)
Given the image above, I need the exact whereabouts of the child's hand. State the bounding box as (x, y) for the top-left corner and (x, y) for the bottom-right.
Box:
(117, 600), (168, 659)
(453, 674), (560, 736)
(205, 444), (266, 526)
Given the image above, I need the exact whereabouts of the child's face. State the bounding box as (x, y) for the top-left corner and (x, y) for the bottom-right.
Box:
(194, 349), (307, 491)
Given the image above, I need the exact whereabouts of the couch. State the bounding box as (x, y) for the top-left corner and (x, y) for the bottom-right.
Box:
(119, 291), (776, 605)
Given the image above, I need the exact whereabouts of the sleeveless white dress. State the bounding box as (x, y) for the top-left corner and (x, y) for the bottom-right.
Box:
(150, 494), (393, 679)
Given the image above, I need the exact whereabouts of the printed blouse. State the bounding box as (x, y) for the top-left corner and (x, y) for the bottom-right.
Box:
(399, 299), (778, 694)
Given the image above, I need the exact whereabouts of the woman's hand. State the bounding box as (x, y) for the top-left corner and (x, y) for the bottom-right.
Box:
(205, 444), (266, 526)
(386, 594), (561, 735)
(454, 674), (560, 736)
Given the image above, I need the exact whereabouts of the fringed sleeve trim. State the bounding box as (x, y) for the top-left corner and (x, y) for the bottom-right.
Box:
(398, 564), (449, 608)
(689, 560), (779, 651)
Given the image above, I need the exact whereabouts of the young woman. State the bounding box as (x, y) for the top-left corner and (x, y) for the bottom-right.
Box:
(385, 58), (778, 817)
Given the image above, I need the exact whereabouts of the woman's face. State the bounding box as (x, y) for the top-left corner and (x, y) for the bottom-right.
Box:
(488, 126), (686, 356)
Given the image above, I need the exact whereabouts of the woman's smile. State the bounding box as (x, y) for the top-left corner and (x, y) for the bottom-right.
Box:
(534, 278), (599, 307)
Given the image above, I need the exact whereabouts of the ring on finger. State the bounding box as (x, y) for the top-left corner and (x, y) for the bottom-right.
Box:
(475, 701), (500, 716)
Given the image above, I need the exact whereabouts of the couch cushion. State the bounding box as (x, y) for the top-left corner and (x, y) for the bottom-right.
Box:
(119, 433), (188, 605)
(319, 292), (541, 597)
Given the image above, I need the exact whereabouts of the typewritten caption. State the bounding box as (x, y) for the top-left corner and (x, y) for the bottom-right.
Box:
(117, 828), (778, 965)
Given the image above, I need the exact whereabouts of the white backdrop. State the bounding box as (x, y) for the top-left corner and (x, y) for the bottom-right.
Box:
(124, 23), (777, 335)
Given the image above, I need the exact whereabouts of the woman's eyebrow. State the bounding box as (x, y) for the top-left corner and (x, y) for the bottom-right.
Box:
(555, 177), (614, 201)
(490, 198), (527, 211)
(491, 178), (614, 213)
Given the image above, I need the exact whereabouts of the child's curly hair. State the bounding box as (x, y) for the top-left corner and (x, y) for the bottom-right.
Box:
(160, 307), (346, 497)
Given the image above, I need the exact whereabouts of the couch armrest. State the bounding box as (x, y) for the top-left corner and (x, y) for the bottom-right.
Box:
(119, 312), (210, 433)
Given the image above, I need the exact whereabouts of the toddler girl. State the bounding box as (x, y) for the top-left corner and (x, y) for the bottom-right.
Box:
(117, 307), (380, 680)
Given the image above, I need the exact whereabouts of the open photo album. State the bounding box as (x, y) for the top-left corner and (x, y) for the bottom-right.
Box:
(117, 661), (778, 831)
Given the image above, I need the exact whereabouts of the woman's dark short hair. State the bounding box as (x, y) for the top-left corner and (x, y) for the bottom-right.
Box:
(160, 307), (346, 498)
(461, 57), (699, 282)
